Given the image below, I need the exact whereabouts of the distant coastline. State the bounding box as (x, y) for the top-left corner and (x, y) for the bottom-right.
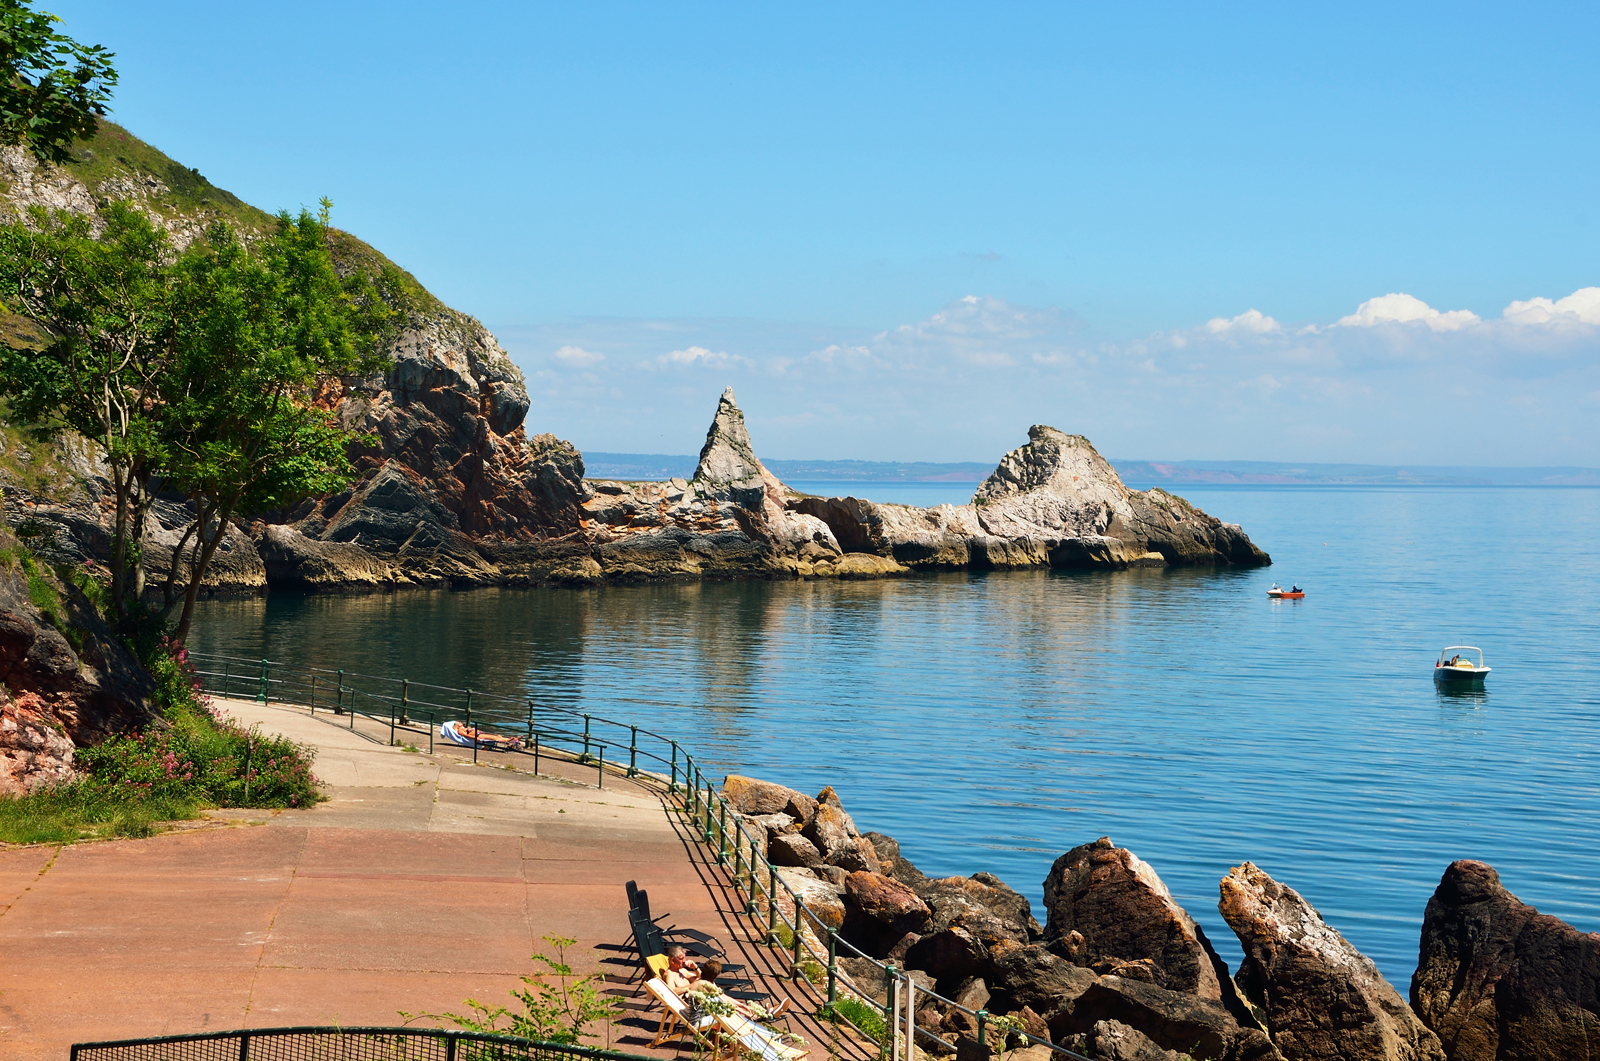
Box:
(585, 451), (1600, 487)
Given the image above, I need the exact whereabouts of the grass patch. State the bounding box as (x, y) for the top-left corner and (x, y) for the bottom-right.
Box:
(822, 998), (887, 1043)
(0, 783), (200, 844)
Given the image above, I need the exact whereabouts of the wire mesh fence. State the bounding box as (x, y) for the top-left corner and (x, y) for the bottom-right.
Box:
(70, 1027), (656, 1061)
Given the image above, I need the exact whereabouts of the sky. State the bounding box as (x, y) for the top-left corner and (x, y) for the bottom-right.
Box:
(56, 1), (1600, 466)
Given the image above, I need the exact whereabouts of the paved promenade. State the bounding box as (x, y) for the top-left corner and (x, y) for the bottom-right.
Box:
(0, 697), (853, 1061)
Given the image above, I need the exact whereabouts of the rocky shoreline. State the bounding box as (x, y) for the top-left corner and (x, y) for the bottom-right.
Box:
(720, 773), (1599, 1061)
(6, 384), (1271, 595)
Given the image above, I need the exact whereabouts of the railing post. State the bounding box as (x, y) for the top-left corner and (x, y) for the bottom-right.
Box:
(977, 1009), (989, 1048)
(223, 660), (230, 699)
(400, 679), (410, 725)
(669, 740), (678, 794)
(718, 799), (728, 865)
(533, 733), (540, 774)
(768, 861), (778, 941)
(886, 965), (898, 1061)
(445, 1032), (457, 1061)
(597, 745), (604, 789)
(827, 928), (838, 1004)
(257, 658), (268, 703)
(526, 701), (535, 749)
(335, 669), (345, 715)
(466, 690), (476, 764)
(238, 1030), (250, 1061)
(582, 714), (592, 762)
(792, 905), (802, 966)
(628, 725), (638, 777)
(309, 673), (316, 715)
(389, 699), (396, 746)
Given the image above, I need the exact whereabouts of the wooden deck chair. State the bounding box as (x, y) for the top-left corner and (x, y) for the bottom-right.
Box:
(645, 976), (723, 1055)
(715, 1011), (807, 1061)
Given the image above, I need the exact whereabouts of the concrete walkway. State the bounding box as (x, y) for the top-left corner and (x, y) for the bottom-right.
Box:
(0, 697), (861, 1061)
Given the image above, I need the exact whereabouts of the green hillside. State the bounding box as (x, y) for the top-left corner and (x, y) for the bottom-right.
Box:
(0, 120), (443, 316)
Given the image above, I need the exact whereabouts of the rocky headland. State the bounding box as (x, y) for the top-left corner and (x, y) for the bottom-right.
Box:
(1, 125), (1269, 595)
(720, 773), (1598, 1061)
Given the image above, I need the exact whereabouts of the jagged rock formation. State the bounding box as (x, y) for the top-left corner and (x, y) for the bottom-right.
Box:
(1219, 861), (1444, 1061)
(1412, 859), (1600, 1061)
(2, 123), (1269, 593)
(0, 526), (154, 796)
(726, 771), (1598, 1061)
(794, 426), (1271, 572)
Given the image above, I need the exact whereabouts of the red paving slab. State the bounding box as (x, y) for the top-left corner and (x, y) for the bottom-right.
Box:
(0, 702), (869, 1061)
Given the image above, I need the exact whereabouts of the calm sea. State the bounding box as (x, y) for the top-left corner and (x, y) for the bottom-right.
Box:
(189, 482), (1600, 987)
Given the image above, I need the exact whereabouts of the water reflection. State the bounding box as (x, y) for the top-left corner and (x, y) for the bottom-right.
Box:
(188, 485), (1600, 987)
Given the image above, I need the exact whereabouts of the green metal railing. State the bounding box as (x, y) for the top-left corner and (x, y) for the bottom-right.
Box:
(70, 1026), (657, 1061)
(189, 653), (1089, 1061)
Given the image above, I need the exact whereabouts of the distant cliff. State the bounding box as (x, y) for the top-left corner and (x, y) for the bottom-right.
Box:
(1, 123), (1269, 592)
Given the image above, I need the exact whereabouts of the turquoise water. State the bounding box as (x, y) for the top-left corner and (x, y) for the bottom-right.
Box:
(189, 484), (1600, 987)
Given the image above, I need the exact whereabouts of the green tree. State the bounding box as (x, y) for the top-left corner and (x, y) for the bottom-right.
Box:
(0, 203), (178, 619)
(158, 204), (398, 645)
(0, 0), (116, 163)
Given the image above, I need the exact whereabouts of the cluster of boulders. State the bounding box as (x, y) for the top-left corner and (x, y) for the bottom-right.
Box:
(723, 775), (1599, 1061)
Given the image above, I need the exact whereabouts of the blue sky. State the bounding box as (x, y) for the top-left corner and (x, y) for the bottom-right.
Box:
(58, 1), (1600, 465)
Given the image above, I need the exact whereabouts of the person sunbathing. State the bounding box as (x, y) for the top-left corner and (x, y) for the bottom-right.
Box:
(662, 945), (702, 995)
(691, 959), (789, 1021)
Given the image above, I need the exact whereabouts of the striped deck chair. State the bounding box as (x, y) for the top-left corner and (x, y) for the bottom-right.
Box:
(645, 977), (722, 1055)
(715, 1011), (808, 1061)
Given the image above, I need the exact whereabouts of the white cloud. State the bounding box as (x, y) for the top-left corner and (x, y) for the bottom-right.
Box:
(1336, 293), (1480, 332)
(660, 345), (746, 367)
(1502, 287), (1600, 326)
(1204, 309), (1281, 335)
(552, 345), (605, 366)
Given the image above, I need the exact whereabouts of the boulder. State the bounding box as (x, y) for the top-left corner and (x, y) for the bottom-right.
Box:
(989, 944), (1100, 1029)
(1068, 977), (1278, 1061)
(814, 785), (861, 836)
(768, 832), (825, 869)
(1412, 859), (1600, 1061)
(1219, 861), (1443, 1061)
(773, 866), (845, 932)
(866, 830), (931, 888)
(1088, 1019), (1189, 1061)
(1042, 837), (1237, 1005)
(842, 870), (933, 955)
(803, 801), (857, 864)
(723, 774), (811, 817)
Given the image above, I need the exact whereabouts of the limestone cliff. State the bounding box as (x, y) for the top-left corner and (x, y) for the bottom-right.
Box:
(793, 426), (1270, 571)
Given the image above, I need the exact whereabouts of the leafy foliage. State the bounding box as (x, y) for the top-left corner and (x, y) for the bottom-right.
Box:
(404, 936), (622, 1046)
(0, 199), (404, 643)
(0, 203), (180, 620)
(0, 0), (116, 163)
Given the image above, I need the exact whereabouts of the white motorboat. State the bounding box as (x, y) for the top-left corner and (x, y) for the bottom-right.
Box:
(1434, 646), (1490, 682)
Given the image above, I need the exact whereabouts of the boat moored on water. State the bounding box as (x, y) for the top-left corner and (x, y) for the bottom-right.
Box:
(1435, 645), (1490, 682)
(1268, 582), (1305, 599)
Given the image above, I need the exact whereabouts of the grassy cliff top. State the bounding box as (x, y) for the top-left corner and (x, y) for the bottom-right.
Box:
(3, 120), (444, 317)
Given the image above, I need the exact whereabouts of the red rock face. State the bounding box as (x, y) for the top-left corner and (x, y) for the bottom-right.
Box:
(1413, 859), (1600, 1061)
(0, 542), (155, 796)
(1043, 837), (1231, 1001)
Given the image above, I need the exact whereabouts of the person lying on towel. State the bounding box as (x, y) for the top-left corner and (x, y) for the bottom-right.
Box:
(440, 720), (522, 750)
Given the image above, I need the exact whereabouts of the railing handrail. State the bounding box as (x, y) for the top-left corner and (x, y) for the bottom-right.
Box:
(186, 652), (1090, 1061)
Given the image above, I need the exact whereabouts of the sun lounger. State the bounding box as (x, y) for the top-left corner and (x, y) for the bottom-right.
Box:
(645, 977), (723, 1054)
(716, 1010), (807, 1061)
